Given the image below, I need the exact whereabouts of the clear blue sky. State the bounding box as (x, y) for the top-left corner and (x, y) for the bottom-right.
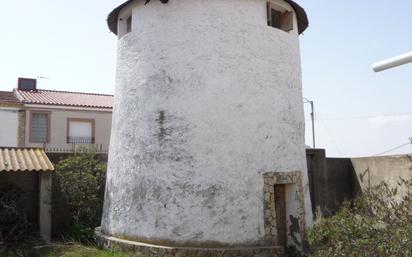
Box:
(0, 0), (411, 157)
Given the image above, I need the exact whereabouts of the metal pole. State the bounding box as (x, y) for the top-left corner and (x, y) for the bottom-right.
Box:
(373, 51), (412, 72)
(310, 100), (315, 148)
(304, 98), (316, 149)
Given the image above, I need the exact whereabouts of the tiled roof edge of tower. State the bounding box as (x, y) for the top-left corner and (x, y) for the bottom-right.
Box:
(107, 0), (308, 35)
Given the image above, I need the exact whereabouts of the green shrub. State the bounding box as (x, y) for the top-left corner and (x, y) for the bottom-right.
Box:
(62, 223), (95, 244)
(309, 178), (412, 257)
(55, 149), (106, 243)
(285, 245), (307, 257)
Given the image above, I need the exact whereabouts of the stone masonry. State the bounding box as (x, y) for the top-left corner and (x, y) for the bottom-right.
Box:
(95, 228), (284, 257)
(18, 110), (25, 147)
(263, 171), (308, 248)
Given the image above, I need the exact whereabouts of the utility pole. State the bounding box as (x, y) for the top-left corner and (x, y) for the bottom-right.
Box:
(304, 98), (315, 148)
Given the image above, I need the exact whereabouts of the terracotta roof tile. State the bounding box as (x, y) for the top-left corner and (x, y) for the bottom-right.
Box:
(107, 0), (308, 35)
(15, 89), (113, 109)
(0, 91), (21, 105)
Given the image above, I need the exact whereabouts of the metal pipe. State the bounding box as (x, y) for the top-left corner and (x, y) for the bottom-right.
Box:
(373, 51), (412, 72)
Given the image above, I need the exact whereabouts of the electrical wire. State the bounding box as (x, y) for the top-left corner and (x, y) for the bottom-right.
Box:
(318, 120), (344, 156)
(316, 111), (412, 121)
(302, 101), (412, 156)
(373, 141), (412, 156)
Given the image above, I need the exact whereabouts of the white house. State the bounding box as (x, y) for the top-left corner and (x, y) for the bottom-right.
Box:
(0, 78), (114, 153)
(100, 0), (312, 255)
(0, 91), (22, 147)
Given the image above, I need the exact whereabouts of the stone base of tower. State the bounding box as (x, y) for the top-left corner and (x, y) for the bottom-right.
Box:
(95, 228), (284, 257)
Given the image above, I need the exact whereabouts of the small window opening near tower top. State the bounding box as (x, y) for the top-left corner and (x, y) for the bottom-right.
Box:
(126, 16), (132, 33)
(267, 2), (294, 32)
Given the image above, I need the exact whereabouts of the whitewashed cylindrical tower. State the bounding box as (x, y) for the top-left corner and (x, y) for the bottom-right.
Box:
(101, 0), (312, 254)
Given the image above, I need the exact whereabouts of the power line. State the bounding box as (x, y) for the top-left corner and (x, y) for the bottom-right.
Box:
(318, 120), (344, 156)
(373, 138), (412, 156)
(316, 111), (412, 121)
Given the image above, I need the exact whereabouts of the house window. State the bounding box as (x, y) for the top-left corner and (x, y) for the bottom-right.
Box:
(67, 118), (95, 144)
(126, 16), (132, 33)
(267, 2), (294, 32)
(30, 112), (50, 143)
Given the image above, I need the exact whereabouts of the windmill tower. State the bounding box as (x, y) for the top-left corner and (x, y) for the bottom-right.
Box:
(99, 0), (313, 255)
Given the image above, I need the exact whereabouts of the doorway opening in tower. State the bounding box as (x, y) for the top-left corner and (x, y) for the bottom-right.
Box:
(275, 184), (287, 249)
(263, 171), (308, 249)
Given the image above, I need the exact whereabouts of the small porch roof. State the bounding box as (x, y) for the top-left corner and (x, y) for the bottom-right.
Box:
(0, 148), (54, 172)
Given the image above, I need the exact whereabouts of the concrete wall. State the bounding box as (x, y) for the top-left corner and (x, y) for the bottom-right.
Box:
(39, 171), (52, 242)
(351, 155), (412, 198)
(325, 158), (358, 208)
(0, 107), (19, 147)
(0, 171), (39, 225)
(103, 0), (312, 248)
(307, 149), (359, 216)
(0, 171), (52, 241)
(307, 149), (358, 216)
(307, 149), (412, 216)
(24, 107), (112, 151)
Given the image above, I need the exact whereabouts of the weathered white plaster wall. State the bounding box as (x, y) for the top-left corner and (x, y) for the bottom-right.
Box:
(0, 108), (19, 147)
(285, 183), (303, 246)
(103, 0), (313, 246)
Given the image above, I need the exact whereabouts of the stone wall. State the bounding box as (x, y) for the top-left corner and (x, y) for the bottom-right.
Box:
(95, 228), (283, 257)
(263, 171), (308, 250)
(18, 109), (25, 147)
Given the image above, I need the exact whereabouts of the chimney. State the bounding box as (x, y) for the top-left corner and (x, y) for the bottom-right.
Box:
(17, 78), (37, 91)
